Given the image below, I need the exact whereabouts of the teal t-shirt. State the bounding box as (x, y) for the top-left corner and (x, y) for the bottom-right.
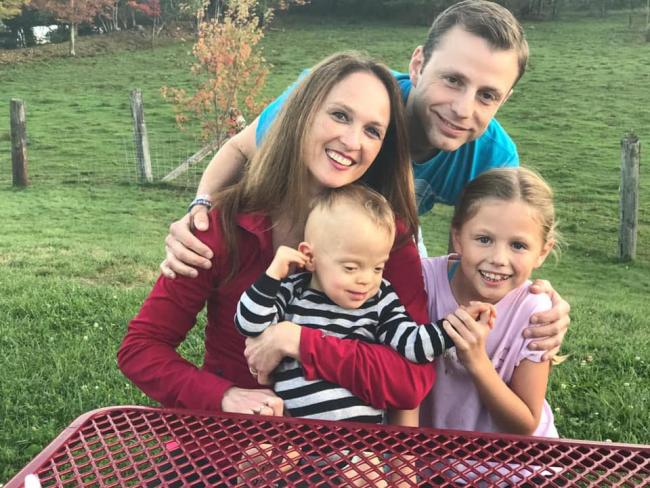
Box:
(256, 71), (519, 215)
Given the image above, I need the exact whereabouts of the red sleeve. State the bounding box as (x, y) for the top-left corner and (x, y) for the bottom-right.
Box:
(117, 216), (232, 411)
(300, 228), (434, 409)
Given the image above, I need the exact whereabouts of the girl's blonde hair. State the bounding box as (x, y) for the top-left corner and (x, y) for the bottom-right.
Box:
(451, 167), (558, 247)
(217, 52), (417, 279)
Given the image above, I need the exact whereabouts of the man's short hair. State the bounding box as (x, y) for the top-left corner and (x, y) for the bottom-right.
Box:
(422, 0), (529, 86)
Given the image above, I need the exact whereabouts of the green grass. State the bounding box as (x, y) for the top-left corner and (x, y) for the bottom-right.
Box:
(1, 13), (650, 481)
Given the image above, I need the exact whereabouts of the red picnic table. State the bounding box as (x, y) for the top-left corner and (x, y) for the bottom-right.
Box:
(5, 406), (649, 487)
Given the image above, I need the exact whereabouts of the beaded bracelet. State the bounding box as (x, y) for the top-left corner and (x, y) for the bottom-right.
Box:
(187, 194), (213, 213)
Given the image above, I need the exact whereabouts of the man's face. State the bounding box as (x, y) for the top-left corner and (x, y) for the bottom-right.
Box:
(407, 26), (520, 158)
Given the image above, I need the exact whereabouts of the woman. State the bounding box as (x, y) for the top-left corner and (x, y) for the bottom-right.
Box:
(118, 52), (433, 417)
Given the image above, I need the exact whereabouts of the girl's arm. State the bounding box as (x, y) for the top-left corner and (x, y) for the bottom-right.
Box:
(444, 307), (550, 435)
(246, 232), (435, 410)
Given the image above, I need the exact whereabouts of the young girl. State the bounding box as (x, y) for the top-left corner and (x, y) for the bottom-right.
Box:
(420, 167), (560, 437)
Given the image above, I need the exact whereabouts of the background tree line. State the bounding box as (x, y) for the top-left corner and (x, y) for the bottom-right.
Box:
(1, 0), (648, 50)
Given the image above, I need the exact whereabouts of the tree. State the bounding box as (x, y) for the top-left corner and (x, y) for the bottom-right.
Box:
(128, 0), (163, 43)
(162, 0), (270, 144)
(0, 0), (30, 20)
(30, 0), (113, 55)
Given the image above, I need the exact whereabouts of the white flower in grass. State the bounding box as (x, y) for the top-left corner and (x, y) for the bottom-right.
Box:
(83, 335), (89, 341)
(624, 382), (630, 387)
(93, 322), (99, 328)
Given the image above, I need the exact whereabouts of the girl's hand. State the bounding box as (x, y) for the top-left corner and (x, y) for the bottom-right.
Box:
(442, 307), (492, 373)
(266, 246), (309, 280)
(221, 386), (284, 416)
(463, 301), (497, 329)
(244, 321), (302, 385)
(526, 279), (570, 360)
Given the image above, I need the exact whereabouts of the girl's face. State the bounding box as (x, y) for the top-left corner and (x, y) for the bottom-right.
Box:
(451, 198), (554, 305)
(303, 71), (391, 191)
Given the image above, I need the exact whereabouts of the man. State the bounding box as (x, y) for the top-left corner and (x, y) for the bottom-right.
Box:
(161, 0), (569, 357)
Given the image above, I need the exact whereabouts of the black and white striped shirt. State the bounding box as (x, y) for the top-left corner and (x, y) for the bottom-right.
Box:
(235, 272), (454, 423)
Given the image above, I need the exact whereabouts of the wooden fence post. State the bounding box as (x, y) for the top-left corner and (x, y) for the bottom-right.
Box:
(10, 98), (29, 187)
(619, 133), (640, 261)
(130, 89), (153, 184)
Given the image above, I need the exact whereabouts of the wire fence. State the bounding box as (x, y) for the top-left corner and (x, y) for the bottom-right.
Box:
(0, 128), (213, 190)
(1, 87), (218, 192)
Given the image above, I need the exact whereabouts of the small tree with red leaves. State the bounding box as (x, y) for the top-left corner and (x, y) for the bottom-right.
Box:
(128, 0), (163, 44)
(161, 0), (270, 144)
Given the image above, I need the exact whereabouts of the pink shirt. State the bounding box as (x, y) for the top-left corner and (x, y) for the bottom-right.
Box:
(419, 255), (558, 437)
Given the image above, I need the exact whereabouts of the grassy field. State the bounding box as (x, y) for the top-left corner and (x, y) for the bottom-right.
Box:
(1, 11), (650, 481)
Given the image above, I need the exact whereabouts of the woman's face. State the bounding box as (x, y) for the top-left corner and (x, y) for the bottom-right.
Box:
(303, 71), (391, 191)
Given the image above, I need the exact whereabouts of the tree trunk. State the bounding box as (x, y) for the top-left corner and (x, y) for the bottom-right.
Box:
(69, 23), (76, 56)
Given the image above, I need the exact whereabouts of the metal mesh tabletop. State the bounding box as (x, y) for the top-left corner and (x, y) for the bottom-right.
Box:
(6, 406), (650, 487)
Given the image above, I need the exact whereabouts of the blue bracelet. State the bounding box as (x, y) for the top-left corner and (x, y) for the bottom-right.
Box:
(187, 195), (212, 213)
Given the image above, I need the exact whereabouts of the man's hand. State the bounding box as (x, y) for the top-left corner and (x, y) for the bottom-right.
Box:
(160, 206), (213, 279)
(221, 386), (283, 416)
(526, 279), (571, 361)
(266, 246), (308, 280)
(244, 322), (301, 385)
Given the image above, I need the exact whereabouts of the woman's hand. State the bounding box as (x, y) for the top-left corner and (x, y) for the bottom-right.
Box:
(244, 321), (302, 385)
(526, 279), (571, 360)
(221, 386), (284, 416)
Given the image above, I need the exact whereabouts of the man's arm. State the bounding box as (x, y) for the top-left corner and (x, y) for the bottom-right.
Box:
(196, 119), (259, 201)
(160, 120), (259, 278)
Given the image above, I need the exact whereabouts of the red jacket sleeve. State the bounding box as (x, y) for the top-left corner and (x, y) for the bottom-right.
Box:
(300, 229), (434, 409)
(117, 221), (232, 411)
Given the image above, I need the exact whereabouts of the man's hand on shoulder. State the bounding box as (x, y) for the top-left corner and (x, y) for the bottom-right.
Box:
(526, 279), (571, 361)
(160, 206), (214, 279)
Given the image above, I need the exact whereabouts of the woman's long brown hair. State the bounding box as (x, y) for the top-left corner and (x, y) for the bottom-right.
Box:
(217, 51), (417, 280)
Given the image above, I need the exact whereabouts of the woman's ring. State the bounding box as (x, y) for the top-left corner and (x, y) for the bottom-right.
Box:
(252, 406), (262, 415)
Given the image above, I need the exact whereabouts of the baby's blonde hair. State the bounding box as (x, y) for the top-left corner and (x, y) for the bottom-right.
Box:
(307, 184), (396, 240)
(452, 167), (559, 251)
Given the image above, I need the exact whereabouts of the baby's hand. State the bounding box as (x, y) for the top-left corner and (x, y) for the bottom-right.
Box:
(462, 301), (497, 329)
(266, 245), (308, 280)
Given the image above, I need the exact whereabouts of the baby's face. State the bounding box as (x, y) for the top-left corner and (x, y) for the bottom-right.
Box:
(308, 209), (394, 309)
